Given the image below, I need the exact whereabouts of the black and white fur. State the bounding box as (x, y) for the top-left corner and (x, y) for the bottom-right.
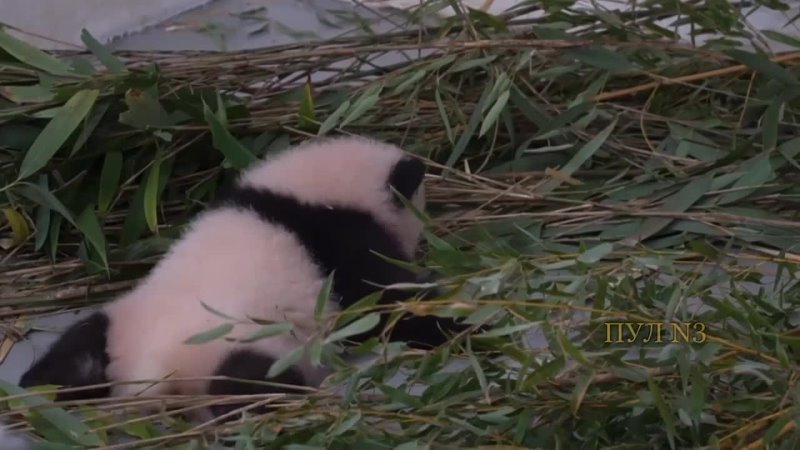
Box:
(19, 135), (469, 420)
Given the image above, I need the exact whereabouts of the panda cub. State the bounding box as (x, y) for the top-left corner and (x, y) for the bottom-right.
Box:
(19, 135), (469, 419)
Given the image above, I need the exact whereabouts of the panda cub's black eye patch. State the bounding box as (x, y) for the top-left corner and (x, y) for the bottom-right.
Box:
(388, 157), (425, 207)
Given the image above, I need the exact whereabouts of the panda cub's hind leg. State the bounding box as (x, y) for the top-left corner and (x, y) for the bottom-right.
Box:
(207, 349), (307, 419)
(18, 311), (111, 401)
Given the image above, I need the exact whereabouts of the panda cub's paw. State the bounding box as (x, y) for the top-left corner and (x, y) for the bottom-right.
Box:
(207, 349), (309, 420)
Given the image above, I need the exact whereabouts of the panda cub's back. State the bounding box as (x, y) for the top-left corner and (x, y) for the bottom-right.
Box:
(103, 206), (334, 398)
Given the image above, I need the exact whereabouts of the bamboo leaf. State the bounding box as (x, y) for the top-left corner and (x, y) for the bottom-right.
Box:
(571, 370), (593, 414)
(446, 80), (494, 167)
(622, 174), (713, 245)
(318, 100), (350, 136)
(299, 81), (316, 129)
(76, 206), (108, 271)
(479, 89), (509, 137)
(341, 85), (382, 127)
(98, 151), (123, 213)
(143, 154), (162, 233)
(325, 312), (380, 344)
(0, 380), (103, 446)
(537, 118), (616, 193)
(718, 157), (773, 205)
(33, 176), (51, 251)
(647, 376), (677, 445)
(725, 49), (798, 85)
(315, 271), (336, 322)
(239, 322), (293, 343)
(2, 207), (30, 244)
(184, 323), (234, 344)
(267, 346), (304, 378)
(0, 29), (75, 76)
(577, 242), (614, 264)
(17, 89), (99, 179)
(566, 47), (635, 72)
(15, 181), (77, 227)
(0, 85), (55, 104)
(80, 29), (127, 74)
(204, 101), (258, 170)
(762, 99), (783, 151)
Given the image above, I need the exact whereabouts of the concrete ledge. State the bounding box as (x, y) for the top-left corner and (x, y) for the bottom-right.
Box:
(3, 0), (213, 49)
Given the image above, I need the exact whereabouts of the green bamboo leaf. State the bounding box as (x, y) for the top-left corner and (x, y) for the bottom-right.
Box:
(392, 69), (427, 94)
(17, 89), (99, 179)
(762, 414), (793, 444)
(80, 29), (127, 74)
(537, 118), (616, 193)
(577, 242), (614, 264)
(446, 81), (494, 167)
(308, 338), (323, 367)
(717, 157), (773, 205)
(325, 312), (380, 344)
(0, 85), (55, 104)
(119, 89), (173, 129)
(15, 181), (77, 227)
(330, 411), (362, 436)
(239, 322), (293, 343)
(118, 157), (179, 247)
(556, 329), (590, 365)
(204, 101), (257, 170)
(0, 29), (75, 76)
(467, 344), (489, 402)
(571, 370), (593, 414)
(318, 99), (350, 136)
(622, 174), (713, 245)
(435, 88), (454, 143)
(184, 323), (234, 344)
(336, 291), (381, 328)
(76, 206), (108, 271)
(479, 89), (509, 137)
(97, 151), (123, 213)
(762, 99), (783, 151)
(647, 376), (677, 441)
(70, 100), (111, 157)
(143, 154), (162, 233)
(33, 176), (51, 251)
(2, 207), (30, 244)
(762, 30), (800, 49)
(566, 47), (635, 72)
(446, 55), (498, 73)
(200, 301), (237, 321)
(0, 380), (103, 446)
(315, 271), (335, 322)
(725, 49), (798, 85)
(509, 85), (551, 129)
(119, 180), (148, 247)
(267, 346), (304, 378)
(298, 81), (316, 129)
(340, 85), (382, 127)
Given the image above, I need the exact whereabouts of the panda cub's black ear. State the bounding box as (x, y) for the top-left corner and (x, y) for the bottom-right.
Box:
(388, 157), (426, 207)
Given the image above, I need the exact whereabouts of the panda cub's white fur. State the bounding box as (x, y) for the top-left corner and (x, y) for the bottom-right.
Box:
(20, 134), (470, 421)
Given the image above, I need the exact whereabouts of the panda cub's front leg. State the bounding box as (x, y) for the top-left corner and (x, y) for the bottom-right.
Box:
(207, 349), (308, 419)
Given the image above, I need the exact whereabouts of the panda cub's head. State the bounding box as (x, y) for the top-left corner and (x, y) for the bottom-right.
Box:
(236, 135), (428, 259)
